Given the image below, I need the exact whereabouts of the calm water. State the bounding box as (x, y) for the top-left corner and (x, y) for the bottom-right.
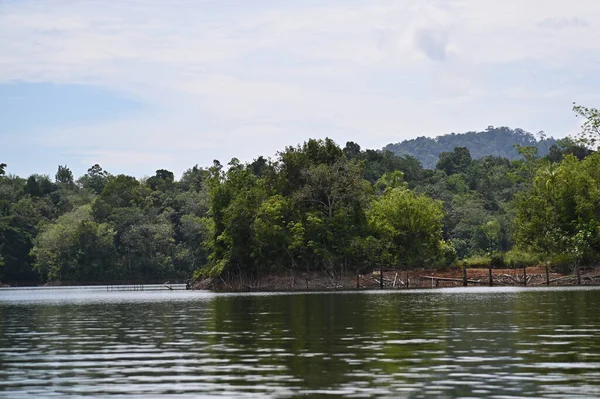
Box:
(1, 287), (600, 398)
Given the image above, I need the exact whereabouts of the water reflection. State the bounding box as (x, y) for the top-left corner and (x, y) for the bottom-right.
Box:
(1, 287), (600, 398)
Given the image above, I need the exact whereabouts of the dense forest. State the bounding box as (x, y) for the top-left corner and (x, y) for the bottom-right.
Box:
(384, 127), (557, 169)
(1, 105), (599, 286)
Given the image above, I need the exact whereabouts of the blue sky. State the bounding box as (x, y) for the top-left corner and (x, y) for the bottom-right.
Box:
(1, 0), (599, 179)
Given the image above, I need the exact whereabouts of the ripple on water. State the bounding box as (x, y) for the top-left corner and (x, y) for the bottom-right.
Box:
(1, 287), (600, 398)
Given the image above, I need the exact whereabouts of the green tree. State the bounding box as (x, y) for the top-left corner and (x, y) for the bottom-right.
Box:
(251, 195), (295, 273)
(375, 171), (406, 192)
(299, 160), (368, 220)
(179, 165), (209, 192)
(368, 187), (447, 269)
(79, 164), (110, 194)
(436, 147), (472, 176)
(99, 175), (146, 209)
(31, 205), (117, 281)
(25, 174), (56, 197)
(174, 214), (210, 274)
(201, 160), (266, 277)
(573, 103), (600, 148)
(514, 154), (600, 267)
(0, 217), (38, 283)
(55, 165), (74, 187)
(120, 216), (175, 280)
(146, 169), (175, 192)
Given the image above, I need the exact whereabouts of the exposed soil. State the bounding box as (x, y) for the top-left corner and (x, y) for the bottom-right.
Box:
(194, 266), (600, 292)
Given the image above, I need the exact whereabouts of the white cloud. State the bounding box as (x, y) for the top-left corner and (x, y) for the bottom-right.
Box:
(1, 0), (600, 175)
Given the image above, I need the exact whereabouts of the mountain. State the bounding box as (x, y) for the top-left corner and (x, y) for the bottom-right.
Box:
(383, 127), (557, 169)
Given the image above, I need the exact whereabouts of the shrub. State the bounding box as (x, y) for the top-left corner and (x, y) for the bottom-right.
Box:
(549, 253), (577, 274)
(504, 249), (541, 268)
(461, 255), (492, 268)
(490, 253), (506, 268)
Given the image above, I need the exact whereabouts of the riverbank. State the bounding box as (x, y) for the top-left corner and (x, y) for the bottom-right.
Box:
(194, 266), (600, 291)
(0, 279), (189, 288)
(3, 267), (598, 290)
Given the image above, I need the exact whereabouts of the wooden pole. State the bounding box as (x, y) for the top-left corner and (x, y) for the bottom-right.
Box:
(545, 263), (550, 286)
(462, 265), (468, 287)
(419, 276), (480, 284)
(380, 266), (384, 289)
(489, 265), (493, 287)
(576, 263), (581, 285)
(356, 273), (360, 289)
(405, 270), (409, 289)
(523, 265), (527, 286)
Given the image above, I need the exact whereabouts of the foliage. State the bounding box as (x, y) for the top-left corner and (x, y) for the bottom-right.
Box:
(436, 147), (472, 176)
(78, 164), (110, 194)
(514, 151), (600, 268)
(55, 165), (74, 187)
(573, 103), (600, 148)
(4, 106), (600, 285)
(367, 187), (446, 268)
(461, 255), (492, 268)
(31, 205), (116, 281)
(503, 249), (541, 267)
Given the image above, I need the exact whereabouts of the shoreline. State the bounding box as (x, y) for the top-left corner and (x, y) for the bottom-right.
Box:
(3, 267), (599, 291)
(193, 267), (600, 292)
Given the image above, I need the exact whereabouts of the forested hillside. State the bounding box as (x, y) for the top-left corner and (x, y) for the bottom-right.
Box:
(384, 127), (557, 169)
(1, 105), (599, 286)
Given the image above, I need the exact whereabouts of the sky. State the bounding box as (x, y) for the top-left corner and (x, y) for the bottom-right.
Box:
(1, 0), (599, 179)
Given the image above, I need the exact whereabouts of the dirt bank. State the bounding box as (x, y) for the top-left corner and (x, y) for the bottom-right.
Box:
(194, 266), (600, 292)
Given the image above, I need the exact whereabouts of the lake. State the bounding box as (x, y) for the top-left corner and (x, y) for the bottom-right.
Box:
(1, 286), (600, 398)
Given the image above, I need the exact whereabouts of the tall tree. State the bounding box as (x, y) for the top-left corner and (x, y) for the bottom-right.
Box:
(55, 165), (74, 187)
(368, 187), (446, 269)
(515, 153), (600, 266)
(436, 147), (472, 176)
(573, 103), (600, 148)
(146, 169), (175, 192)
(79, 164), (110, 194)
(31, 205), (116, 281)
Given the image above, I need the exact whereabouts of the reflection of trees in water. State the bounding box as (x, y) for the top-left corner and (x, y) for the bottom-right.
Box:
(211, 294), (359, 388)
(2, 290), (600, 397)
(211, 293), (452, 393)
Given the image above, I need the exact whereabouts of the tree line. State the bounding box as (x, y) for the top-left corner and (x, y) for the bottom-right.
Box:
(1, 105), (599, 285)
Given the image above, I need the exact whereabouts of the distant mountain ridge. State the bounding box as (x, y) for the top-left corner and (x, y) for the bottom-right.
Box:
(383, 127), (557, 169)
